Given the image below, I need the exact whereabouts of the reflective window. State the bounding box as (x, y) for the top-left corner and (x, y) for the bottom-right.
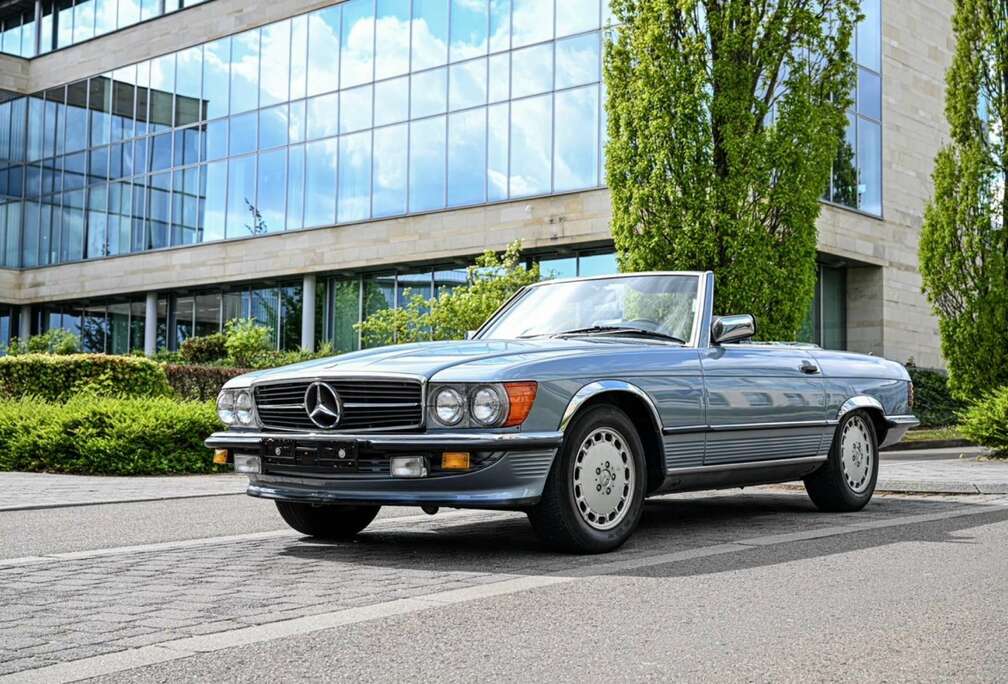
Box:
(307, 6), (341, 96)
(554, 85), (599, 192)
(258, 148), (286, 233)
(450, 0), (488, 62)
(411, 68), (447, 119)
(510, 94), (551, 197)
(556, 33), (599, 89)
(340, 86), (373, 134)
(374, 77), (409, 126)
(230, 30), (260, 115)
(448, 108), (486, 206)
(511, 0), (552, 48)
(556, 0), (599, 37)
(375, 0), (411, 80)
(409, 116), (446, 212)
(260, 22), (291, 108)
(412, 0), (449, 71)
(338, 131), (372, 222)
(449, 59), (487, 111)
(373, 124), (408, 217)
(226, 155), (256, 236)
(304, 138), (337, 227)
(511, 44), (553, 98)
(341, 0), (375, 88)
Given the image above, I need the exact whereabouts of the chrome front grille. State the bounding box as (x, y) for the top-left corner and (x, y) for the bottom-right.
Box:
(253, 378), (424, 432)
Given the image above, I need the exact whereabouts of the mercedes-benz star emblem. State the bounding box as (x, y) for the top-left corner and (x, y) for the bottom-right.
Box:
(304, 381), (343, 429)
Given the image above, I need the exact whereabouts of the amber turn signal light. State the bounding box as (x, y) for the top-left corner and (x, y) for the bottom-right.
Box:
(441, 452), (471, 470)
(503, 381), (538, 427)
(212, 449), (229, 465)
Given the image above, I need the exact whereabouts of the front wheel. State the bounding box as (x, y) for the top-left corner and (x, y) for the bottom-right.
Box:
(276, 501), (381, 540)
(528, 404), (647, 553)
(804, 409), (879, 512)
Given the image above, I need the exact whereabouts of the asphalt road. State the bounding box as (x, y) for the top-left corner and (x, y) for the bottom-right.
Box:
(2, 490), (1007, 683)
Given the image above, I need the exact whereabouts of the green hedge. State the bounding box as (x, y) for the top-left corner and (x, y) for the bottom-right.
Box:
(0, 354), (172, 402)
(960, 387), (1008, 455)
(165, 364), (251, 401)
(0, 396), (223, 475)
(906, 364), (967, 428)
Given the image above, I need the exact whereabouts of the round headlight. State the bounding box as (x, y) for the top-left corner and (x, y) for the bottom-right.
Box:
(471, 386), (505, 426)
(434, 387), (465, 426)
(216, 391), (236, 425)
(235, 391), (255, 425)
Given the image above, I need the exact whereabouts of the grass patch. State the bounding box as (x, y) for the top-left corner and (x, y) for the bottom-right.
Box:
(902, 426), (968, 443)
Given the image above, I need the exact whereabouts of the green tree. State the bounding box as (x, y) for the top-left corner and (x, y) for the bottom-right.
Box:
(357, 241), (540, 347)
(920, 0), (1008, 401)
(604, 0), (858, 339)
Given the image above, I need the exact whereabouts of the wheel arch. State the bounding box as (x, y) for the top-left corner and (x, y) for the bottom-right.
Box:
(838, 395), (888, 446)
(560, 382), (665, 494)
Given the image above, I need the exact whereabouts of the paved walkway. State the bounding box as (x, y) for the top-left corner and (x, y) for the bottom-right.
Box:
(879, 448), (1008, 494)
(0, 473), (246, 511)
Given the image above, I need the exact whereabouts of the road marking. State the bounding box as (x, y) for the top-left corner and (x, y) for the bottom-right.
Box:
(0, 508), (502, 568)
(0, 490), (245, 513)
(2, 500), (1006, 684)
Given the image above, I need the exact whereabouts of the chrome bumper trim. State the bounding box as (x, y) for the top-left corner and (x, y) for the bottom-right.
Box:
(206, 430), (564, 452)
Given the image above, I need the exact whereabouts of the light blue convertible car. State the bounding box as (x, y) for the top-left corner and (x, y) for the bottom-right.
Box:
(207, 272), (918, 553)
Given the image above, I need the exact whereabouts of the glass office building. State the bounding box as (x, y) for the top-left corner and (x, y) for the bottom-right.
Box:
(0, 0), (903, 361)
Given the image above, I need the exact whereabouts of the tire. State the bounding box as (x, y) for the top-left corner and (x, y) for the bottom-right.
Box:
(528, 404), (647, 553)
(804, 409), (879, 512)
(275, 501), (381, 540)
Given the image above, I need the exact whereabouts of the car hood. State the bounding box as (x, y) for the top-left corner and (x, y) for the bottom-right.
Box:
(225, 338), (645, 387)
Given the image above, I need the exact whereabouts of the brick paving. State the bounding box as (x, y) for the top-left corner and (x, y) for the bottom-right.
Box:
(0, 492), (1002, 676)
(0, 473), (246, 511)
(879, 454), (1008, 494)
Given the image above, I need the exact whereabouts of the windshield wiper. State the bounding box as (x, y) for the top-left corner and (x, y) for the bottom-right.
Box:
(554, 326), (686, 344)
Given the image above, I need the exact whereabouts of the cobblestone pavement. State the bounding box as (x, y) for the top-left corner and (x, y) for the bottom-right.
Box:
(0, 473), (246, 511)
(1, 491), (1005, 679)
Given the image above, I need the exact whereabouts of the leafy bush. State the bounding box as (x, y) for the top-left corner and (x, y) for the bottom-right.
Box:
(20, 329), (81, 355)
(180, 333), (228, 365)
(357, 241), (540, 347)
(225, 319), (273, 368)
(0, 354), (172, 402)
(959, 386), (1008, 455)
(905, 362), (968, 428)
(0, 396), (223, 475)
(165, 364), (251, 401)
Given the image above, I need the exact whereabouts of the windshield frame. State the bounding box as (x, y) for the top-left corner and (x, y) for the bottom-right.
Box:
(473, 272), (707, 347)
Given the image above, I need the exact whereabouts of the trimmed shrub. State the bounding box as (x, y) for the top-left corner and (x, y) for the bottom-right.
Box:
(0, 354), (172, 402)
(0, 396), (223, 475)
(905, 363), (968, 428)
(225, 319), (273, 368)
(180, 333), (228, 365)
(959, 386), (1008, 455)
(165, 364), (251, 401)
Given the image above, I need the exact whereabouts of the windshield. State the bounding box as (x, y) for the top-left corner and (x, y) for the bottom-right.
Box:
(478, 274), (700, 343)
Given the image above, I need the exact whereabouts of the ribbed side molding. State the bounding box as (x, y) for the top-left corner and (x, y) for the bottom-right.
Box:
(509, 450), (557, 480)
(665, 454), (827, 475)
(703, 434), (823, 465)
(663, 438), (705, 469)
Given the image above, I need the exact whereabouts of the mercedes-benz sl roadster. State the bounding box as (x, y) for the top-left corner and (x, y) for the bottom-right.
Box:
(206, 272), (918, 553)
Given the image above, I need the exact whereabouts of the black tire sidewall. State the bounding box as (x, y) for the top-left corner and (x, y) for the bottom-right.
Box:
(554, 405), (648, 551)
(830, 409), (880, 506)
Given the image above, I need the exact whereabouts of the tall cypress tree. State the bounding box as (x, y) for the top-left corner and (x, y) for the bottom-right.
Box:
(920, 0), (1008, 400)
(604, 0), (858, 340)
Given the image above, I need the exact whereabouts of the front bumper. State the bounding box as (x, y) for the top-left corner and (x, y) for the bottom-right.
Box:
(205, 430), (563, 509)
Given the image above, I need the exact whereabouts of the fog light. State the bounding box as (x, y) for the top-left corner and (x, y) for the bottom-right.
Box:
(213, 449), (229, 465)
(234, 454), (261, 474)
(442, 452), (470, 470)
(390, 456), (427, 478)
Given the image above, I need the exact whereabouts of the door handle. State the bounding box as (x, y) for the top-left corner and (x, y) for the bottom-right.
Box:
(800, 360), (820, 375)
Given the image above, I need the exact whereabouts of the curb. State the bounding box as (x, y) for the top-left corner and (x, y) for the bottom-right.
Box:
(882, 439), (975, 452)
(876, 479), (1008, 495)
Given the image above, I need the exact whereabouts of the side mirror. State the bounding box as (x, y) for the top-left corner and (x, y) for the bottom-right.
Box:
(711, 314), (756, 345)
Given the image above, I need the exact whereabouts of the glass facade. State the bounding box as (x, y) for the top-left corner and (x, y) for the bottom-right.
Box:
(0, 0), (611, 268)
(0, 0), (213, 58)
(827, 0), (882, 216)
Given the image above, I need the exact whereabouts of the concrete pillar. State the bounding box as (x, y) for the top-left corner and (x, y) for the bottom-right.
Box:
(301, 274), (316, 352)
(32, 0), (42, 56)
(144, 293), (158, 357)
(18, 305), (31, 341)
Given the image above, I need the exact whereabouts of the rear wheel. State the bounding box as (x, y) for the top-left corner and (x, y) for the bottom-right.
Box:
(804, 410), (879, 512)
(275, 501), (381, 539)
(528, 404), (646, 553)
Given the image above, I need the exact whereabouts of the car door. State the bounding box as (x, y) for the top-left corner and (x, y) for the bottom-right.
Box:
(700, 345), (829, 466)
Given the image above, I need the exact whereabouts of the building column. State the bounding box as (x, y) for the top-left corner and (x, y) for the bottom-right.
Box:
(301, 275), (316, 352)
(18, 305), (31, 341)
(32, 0), (42, 56)
(144, 293), (158, 357)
